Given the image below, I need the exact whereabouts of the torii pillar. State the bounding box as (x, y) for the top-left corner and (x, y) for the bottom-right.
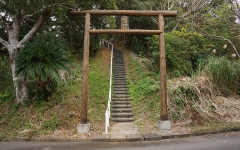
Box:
(158, 14), (171, 130)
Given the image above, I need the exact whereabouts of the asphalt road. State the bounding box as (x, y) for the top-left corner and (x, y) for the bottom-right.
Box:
(1, 132), (240, 150)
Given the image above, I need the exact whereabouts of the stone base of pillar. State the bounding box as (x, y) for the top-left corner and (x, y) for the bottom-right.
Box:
(77, 123), (90, 134)
(158, 120), (171, 131)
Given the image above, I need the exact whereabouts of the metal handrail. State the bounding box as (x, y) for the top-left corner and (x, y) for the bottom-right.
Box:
(100, 39), (113, 134)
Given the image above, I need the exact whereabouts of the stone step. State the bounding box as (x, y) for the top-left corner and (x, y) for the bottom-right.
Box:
(114, 91), (128, 94)
(113, 70), (125, 72)
(114, 82), (127, 85)
(114, 61), (124, 63)
(113, 97), (131, 101)
(113, 64), (124, 65)
(113, 90), (128, 92)
(111, 117), (134, 122)
(112, 108), (132, 113)
(112, 113), (133, 118)
(114, 73), (126, 75)
(113, 74), (126, 76)
(114, 66), (124, 68)
(113, 71), (125, 73)
(114, 86), (128, 89)
(113, 66), (125, 68)
(114, 76), (125, 78)
(111, 49), (134, 123)
(114, 82), (127, 84)
(113, 79), (127, 83)
(114, 79), (127, 82)
(114, 78), (126, 80)
(113, 94), (129, 98)
(113, 75), (126, 77)
(112, 104), (131, 108)
(112, 101), (131, 104)
(113, 79), (126, 82)
(114, 79), (126, 82)
(114, 85), (127, 88)
(114, 63), (124, 65)
(113, 97), (129, 100)
(114, 88), (129, 91)
(114, 84), (128, 87)
(113, 67), (125, 69)
(113, 71), (126, 73)
(113, 79), (127, 82)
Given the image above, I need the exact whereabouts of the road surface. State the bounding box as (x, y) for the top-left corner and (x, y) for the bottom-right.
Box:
(0, 131), (240, 150)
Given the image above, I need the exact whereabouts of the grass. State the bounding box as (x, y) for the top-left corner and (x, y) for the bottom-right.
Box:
(205, 56), (240, 95)
(0, 46), (111, 139)
(126, 58), (161, 133)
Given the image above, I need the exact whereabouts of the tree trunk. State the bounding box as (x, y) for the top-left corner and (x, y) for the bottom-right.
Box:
(9, 49), (29, 103)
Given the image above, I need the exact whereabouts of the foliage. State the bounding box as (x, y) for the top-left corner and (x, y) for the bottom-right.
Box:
(204, 56), (240, 95)
(145, 29), (211, 77)
(15, 35), (71, 100)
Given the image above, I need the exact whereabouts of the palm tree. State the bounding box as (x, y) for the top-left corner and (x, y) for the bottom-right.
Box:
(16, 37), (70, 100)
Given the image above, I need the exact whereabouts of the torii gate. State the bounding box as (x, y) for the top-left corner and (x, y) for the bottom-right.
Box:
(71, 10), (177, 133)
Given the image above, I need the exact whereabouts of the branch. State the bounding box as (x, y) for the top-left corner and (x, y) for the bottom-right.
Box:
(23, 3), (77, 19)
(18, 13), (49, 47)
(203, 33), (240, 59)
(0, 36), (9, 48)
(230, 0), (240, 20)
(0, 0), (5, 4)
(0, 15), (11, 31)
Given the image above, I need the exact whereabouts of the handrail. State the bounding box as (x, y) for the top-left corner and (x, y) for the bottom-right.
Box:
(100, 39), (113, 134)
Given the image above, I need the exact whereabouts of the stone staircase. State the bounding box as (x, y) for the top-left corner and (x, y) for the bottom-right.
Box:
(111, 48), (134, 122)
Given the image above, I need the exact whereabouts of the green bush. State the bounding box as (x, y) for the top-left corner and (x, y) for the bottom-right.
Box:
(146, 33), (195, 77)
(16, 34), (71, 101)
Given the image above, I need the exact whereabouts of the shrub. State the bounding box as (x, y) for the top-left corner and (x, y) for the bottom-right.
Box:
(16, 36), (70, 100)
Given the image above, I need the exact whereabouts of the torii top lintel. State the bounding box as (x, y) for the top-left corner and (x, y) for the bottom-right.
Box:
(71, 10), (177, 17)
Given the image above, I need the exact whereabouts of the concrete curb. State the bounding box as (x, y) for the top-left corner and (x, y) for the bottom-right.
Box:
(1, 128), (240, 143)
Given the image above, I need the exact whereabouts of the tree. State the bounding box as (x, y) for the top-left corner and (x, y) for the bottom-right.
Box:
(132, 0), (240, 58)
(229, 0), (240, 20)
(0, 0), (118, 103)
(0, 0), (57, 103)
(0, 1), (74, 103)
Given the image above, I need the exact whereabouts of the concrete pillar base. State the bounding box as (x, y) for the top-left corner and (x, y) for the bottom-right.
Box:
(158, 120), (171, 131)
(77, 123), (90, 134)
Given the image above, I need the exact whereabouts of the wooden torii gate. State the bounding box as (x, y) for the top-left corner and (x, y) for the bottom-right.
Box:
(71, 10), (177, 133)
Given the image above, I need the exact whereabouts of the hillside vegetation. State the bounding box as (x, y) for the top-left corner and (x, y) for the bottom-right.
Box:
(117, 42), (240, 134)
(0, 47), (111, 140)
(1, 43), (240, 140)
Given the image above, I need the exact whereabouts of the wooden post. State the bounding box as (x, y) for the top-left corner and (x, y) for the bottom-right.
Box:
(81, 13), (90, 124)
(159, 14), (168, 121)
